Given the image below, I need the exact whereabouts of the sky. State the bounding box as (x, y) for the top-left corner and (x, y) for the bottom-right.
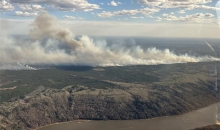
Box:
(1, 0), (220, 67)
(0, 0), (220, 38)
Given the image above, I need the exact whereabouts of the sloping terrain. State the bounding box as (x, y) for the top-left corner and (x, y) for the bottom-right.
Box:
(0, 62), (219, 130)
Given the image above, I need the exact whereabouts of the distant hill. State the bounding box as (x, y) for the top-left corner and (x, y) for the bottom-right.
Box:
(0, 62), (219, 130)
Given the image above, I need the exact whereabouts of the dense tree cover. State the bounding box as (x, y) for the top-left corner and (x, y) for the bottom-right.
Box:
(0, 61), (219, 104)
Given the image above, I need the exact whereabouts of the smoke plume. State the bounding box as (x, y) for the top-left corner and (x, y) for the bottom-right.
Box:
(0, 12), (219, 70)
(30, 12), (82, 49)
(0, 63), (36, 70)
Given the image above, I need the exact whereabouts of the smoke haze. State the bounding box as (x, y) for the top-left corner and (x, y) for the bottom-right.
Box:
(30, 12), (82, 49)
(0, 12), (219, 70)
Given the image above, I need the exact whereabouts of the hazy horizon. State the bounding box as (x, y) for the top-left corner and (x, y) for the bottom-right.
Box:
(0, 0), (220, 69)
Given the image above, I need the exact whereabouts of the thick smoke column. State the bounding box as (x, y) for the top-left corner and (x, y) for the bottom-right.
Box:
(0, 12), (219, 69)
(30, 12), (82, 49)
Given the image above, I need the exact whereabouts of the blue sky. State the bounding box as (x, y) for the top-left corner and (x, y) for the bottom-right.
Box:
(0, 0), (220, 38)
(0, 0), (219, 22)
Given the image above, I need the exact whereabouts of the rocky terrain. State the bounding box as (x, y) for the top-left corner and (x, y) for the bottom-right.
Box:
(0, 62), (219, 130)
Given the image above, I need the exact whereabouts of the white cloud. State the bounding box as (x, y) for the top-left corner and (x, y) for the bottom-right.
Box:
(109, 1), (117, 6)
(18, 4), (43, 12)
(138, 0), (161, 6)
(63, 15), (84, 20)
(195, 5), (220, 10)
(138, 0), (218, 10)
(15, 11), (38, 17)
(32, 4), (43, 10)
(10, 0), (100, 11)
(0, 0), (14, 11)
(97, 8), (160, 18)
(130, 16), (144, 19)
(162, 13), (216, 24)
(63, 15), (75, 19)
(108, 1), (121, 6)
(97, 11), (113, 18)
(178, 10), (185, 14)
(156, 17), (162, 22)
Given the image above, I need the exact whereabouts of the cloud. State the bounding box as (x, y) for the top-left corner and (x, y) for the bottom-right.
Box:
(10, 0), (100, 11)
(138, 0), (162, 6)
(178, 10), (185, 14)
(130, 16), (144, 19)
(97, 7), (160, 18)
(18, 4), (44, 12)
(108, 1), (122, 6)
(0, 0), (14, 11)
(138, 0), (218, 10)
(63, 15), (84, 20)
(161, 13), (216, 24)
(216, 1), (220, 27)
(97, 11), (114, 18)
(196, 5), (220, 10)
(63, 15), (75, 19)
(15, 11), (38, 17)
(156, 17), (162, 22)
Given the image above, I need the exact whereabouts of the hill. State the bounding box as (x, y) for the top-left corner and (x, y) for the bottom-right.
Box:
(0, 62), (219, 130)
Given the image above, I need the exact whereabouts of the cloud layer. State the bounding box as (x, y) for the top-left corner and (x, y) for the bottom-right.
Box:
(160, 13), (216, 24)
(15, 11), (38, 17)
(108, 1), (121, 6)
(0, 0), (14, 11)
(0, 0), (218, 26)
(98, 8), (160, 18)
(10, 0), (100, 11)
(138, 0), (214, 10)
(18, 4), (43, 12)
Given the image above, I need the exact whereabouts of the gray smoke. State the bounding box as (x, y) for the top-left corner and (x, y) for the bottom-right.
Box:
(30, 12), (82, 49)
(0, 63), (36, 70)
(0, 12), (219, 70)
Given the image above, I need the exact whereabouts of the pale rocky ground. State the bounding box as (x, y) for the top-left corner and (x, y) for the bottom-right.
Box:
(0, 78), (219, 130)
(0, 63), (219, 130)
